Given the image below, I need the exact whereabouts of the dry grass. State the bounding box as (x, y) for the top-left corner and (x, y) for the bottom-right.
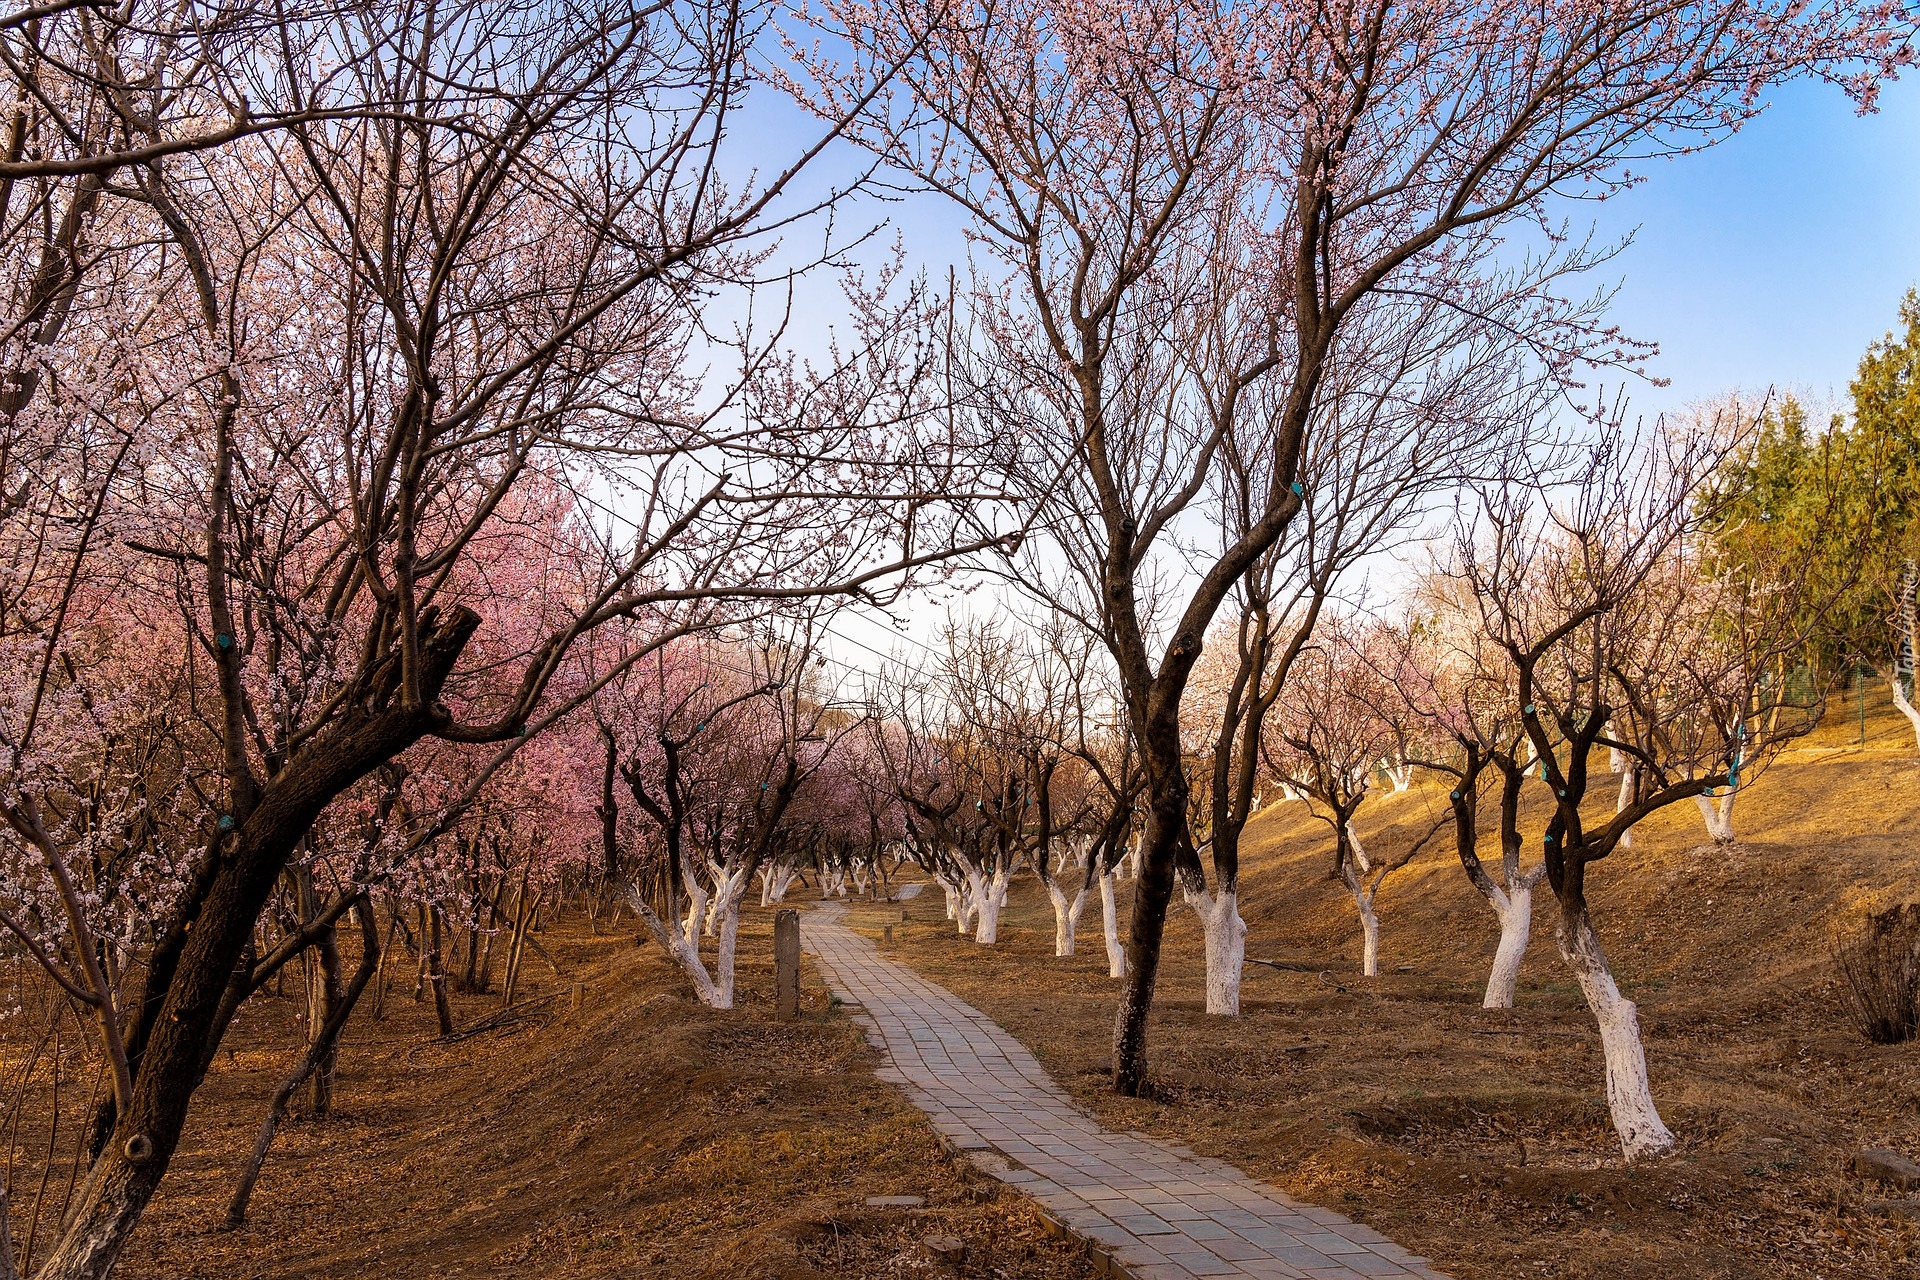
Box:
(75, 914), (1101, 1280)
(855, 695), (1920, 1280)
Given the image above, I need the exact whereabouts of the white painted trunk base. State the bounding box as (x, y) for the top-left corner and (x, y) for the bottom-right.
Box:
(1183, 885), (1246, 1015)
(1693, 790), (1736, 844)
(1558, 911), (1675, 1161)
(1343, 824), (1382, 979)
(1044, 874), (1089, 957)
(971, 867), (1010, 945)
(1099, 871), (1126, 979)
(1359, 900), (1380, 979)
(627, 884), (746, 1011)
(1482, 884), (1533, 1010)
(1895, 674), (1920, 749)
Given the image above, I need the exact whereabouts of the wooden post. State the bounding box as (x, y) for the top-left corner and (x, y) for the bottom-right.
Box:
(774, 909), (800, 1020)
(883, 925), (893, 945)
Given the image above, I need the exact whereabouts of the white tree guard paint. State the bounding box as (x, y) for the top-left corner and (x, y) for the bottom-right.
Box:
(1894, 562), (1920, 748)
(1692, 789), (1737, 844)
(933, 872), (962, 923)
(1558, 911), (1675, 1161)
(1383, 760), (1414, 792)
(1342, 823), (1382, 979)
(680, 870), (709, 950)
(970, 866), (1011, 944)
(1183, 884), (1246, 1015)
(1098, 869), (1126, 979)
(1481, 882), (1534, 1009)
(758, 864), (796, 906)
(1894, 675), (1920, 748)
(1609, 748), (1635, 850)
(1043, 872), (1089, 957)
(1358, 899), (1380, 978)
(627, 885), (746, 1010)
(704, 861), (749, 937)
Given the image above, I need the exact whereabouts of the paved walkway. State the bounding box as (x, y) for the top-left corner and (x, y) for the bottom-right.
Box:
(801, 904), (1447, 1280)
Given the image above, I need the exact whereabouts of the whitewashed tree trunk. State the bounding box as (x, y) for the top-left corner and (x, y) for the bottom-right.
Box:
(1043, 872), (1089, 957)
(1343, 823), (1382, 978)
(628, 890), (722, 1008)
(1358, 894), (1380, 977)
(679, 868), (709, 950)
(1383, 760), (1413, 792)
(705, 862), (749, 936)
(971, 866), (1010, 944)
(942, 868), (980, 935)
(1481, 877), (1540, 1009)
(758, 864), (795, 905)
(1692, 789), (1737, 844)
(851, 862), (872, 896)
(702, 861), (725, 935)
(1610, 747), (1635, 850)
(709, 891), (745, 1008)
(1099, 869), (1126, 978)
(1893, 674), (1920, 748)
(1182, 883), (1246, 1015)
(1558, 906), (1675, 1161)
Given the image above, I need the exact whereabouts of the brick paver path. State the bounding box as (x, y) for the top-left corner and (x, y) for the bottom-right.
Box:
(801, 904), (1448, 1280)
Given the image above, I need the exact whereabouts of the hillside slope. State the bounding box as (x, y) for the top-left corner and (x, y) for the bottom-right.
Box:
(874, 696), (1920, 1280)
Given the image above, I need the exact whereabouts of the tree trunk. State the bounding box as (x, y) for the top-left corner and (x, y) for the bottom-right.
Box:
(1892, 673), (1920, 748)
(710, 893), (742, 1010)
(1358, 892), (1380, 978)
(225, 901), (379, 1227)
(1610, 749), (1635, 850)
(971, 867), (1009, 945)
(1482, 883), (1534, 1010)
(1042, 873), (1088, 957)
(425, 907), (455, 1038)
(33, 610), (479, 1280)
(627, 890), (723, 1008)
(1098, 869), (1126, 979)
(1692, 790), (1736, 844)
(1113, 793), (1181, 1096)
(1557, 902), (1675, 1161)
(1183, 884), (1245, 1015)
(1340, 850), (1382, 979)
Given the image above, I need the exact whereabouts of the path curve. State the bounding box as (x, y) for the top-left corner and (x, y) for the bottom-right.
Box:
(801, 903), (1448, 1280)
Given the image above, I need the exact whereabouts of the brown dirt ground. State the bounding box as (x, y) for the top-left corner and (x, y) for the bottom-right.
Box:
(854, 692), (1920, 1280)
(4, 914), (1102, 1280)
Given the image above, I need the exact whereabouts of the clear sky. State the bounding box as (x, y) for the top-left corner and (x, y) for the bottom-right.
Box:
(1580, 75), (1920, 420)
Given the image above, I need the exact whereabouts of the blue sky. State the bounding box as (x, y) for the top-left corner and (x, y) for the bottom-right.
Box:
(1579, 75), (1920, 419)
(749, 68), (1920, 422)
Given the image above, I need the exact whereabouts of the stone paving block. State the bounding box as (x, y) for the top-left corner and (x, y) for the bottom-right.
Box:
(1162, 1248), (1248, 1276)
(1294, 1232), (1372, 1255)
